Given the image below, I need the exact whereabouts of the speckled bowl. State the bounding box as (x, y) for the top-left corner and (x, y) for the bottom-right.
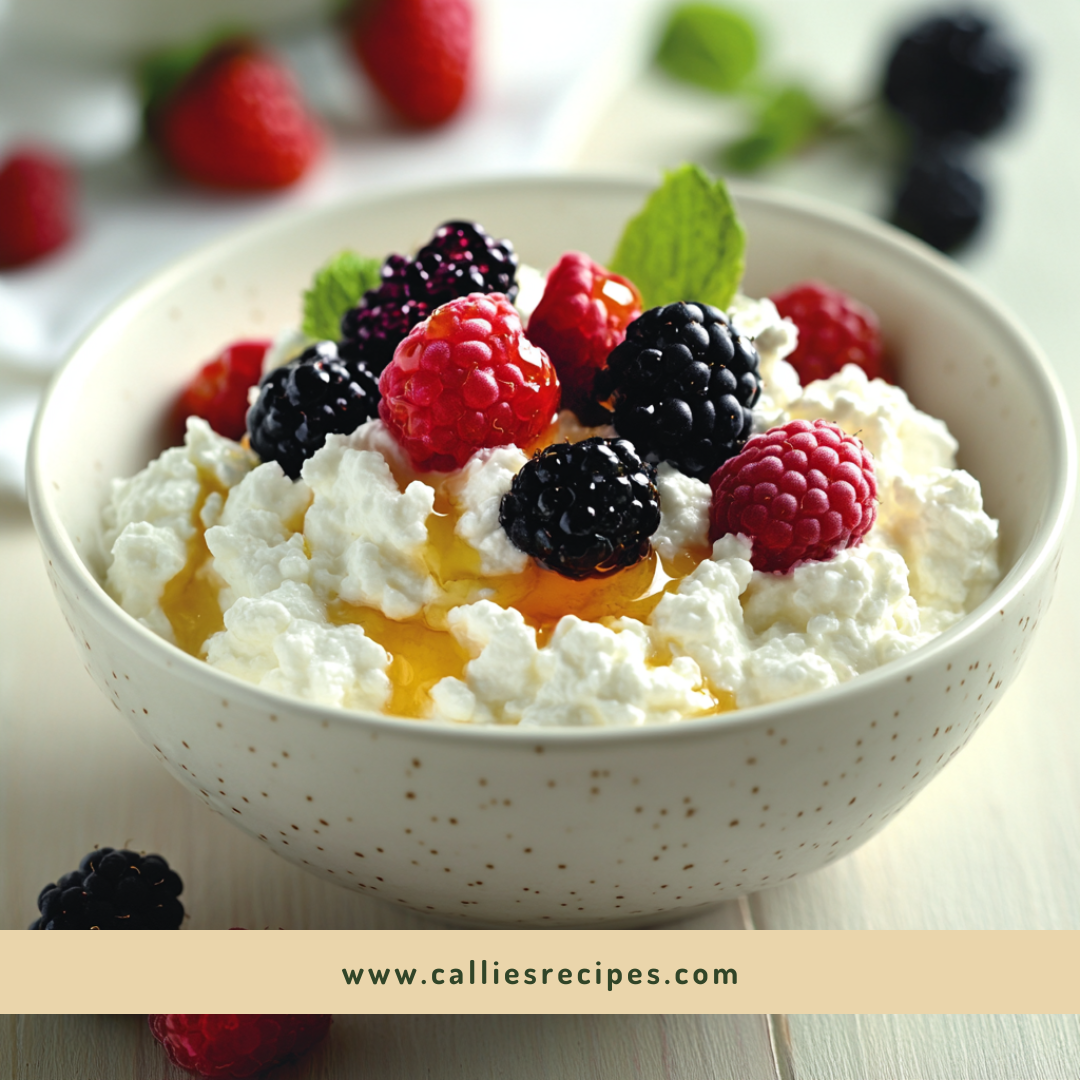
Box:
(28, 176), (1074, 927)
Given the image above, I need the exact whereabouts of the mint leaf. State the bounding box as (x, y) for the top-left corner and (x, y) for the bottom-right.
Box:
(721, 84), (830, 172)
(302, 251), (382, 341)
(656, 3), (759, 94)
(610, 164), (745, 311)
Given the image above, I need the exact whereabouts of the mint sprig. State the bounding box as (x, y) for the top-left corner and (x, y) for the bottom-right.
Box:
(302, 250), (382, 342)
(656, 3), (759, 94)
(610, 164), (745, 310)
(721, 84), (831, 173)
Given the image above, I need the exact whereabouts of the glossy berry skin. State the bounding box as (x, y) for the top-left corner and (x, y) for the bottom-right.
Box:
(709, 419), (877, 574)
(501, 437), (660, 580)
(379, 292), (560, 472)
(0, 147), (75, 268)
(174, 339), (271, 441)
(770, 282), (885, 384)
(349, 0), (473, 127)
(340, 223), (518, 374)
(30, 848), (183, 930)
(891, 140), (986, 253)
(148, 1014), (332, 1078)
(247, 341), (381, 480)
(526, 252), (643, 424)
(883, 12), (1023, 139)
(599, 301), (762, 481)
(156, 42), (321, 190)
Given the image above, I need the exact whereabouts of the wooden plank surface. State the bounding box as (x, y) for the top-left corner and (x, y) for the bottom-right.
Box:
(0, 1014), (781, 1080)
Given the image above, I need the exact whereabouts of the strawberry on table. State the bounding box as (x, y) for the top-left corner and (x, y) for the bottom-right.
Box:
(0, 146), (75, 269)
(348, 0), (474, 127)
(145, 37), (322, 190)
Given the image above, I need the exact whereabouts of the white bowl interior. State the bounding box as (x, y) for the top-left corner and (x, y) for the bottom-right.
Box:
(33, 176), (1069, 633)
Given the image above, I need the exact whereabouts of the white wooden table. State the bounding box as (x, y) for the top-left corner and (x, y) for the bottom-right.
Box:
(3, 0), (1080, 1076)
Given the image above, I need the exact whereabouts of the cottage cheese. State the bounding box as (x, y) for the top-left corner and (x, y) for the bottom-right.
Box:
(102, 297), (999, 725)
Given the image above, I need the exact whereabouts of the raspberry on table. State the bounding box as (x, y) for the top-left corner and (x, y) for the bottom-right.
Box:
(883, 12), (1023, 139)
(174, 339), (271, 442)
(526, 251), (642, 424)
(340, 222), (517, 374)
(599, 301), (762, 481)
(348, 0), (473, 127)
(770, 282), (886, 384)
(148, 1014), (332, 1078)
(0, 146), (75, 269)
(709, 419), (877, 573)
(30, 847), (184, 930)
(152, 39), (322, 190)
(500, 437), (661, 580)
(247, 340), (381, 480)
(379, 292), (560, 472)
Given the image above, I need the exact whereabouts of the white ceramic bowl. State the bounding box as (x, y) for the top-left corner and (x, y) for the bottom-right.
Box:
(28, 176), (1074, 927)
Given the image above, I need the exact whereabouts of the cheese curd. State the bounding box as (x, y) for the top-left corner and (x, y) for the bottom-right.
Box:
(102, 297), (1000, 725)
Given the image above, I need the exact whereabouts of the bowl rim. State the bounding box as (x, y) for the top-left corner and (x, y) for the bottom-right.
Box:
(27, 171), (1077, 749)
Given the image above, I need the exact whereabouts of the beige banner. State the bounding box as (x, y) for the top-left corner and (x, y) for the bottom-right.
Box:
(2, 930), (1077, 1014)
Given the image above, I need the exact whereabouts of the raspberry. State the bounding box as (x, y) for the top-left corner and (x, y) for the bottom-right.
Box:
(152, 39), (322, 190)
(348, 0), (473, 127)
(29, 848), (183, 930)
(526, 252), (642, 424)
(770, 282), (885, 384)
(247, 340), (381, 479)
(378, 293), (560, 472)
(148, 1014), (331, 1078)
(500, 437), (660, 579)
(174, 339), (271, 442)
(891, 139), (986, 253)
(598, 301), (762, 481)
(0, 146), (75, 268)
(340, 223), (517, 374)
(709, 419), (877, 573)
(883, 12), (1023, 139)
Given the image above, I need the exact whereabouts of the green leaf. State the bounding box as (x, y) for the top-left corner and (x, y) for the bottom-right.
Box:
(610, 163), (745, 311)
(138, 26), (249, 115)
(656, 3), (759, 94)
(302, 251), (382, 341)
(721, 83), (830, 173)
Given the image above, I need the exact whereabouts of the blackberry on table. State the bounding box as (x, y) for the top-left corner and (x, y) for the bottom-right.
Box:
(598, 302), (762, 481)
(30, 847), (184, 930)
(500, 437), (661, 580)
(891, 139), (986, 252)
(883, 12), (1023, 139)
(338, 221), (518, 372)
(247, 340), (381, 479)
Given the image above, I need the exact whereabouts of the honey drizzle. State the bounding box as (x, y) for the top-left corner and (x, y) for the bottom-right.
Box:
(161, 473), (736, 720)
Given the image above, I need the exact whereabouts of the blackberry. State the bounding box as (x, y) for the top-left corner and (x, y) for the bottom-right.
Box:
(407, 220), (518, 307)
(883, 12), (1023, 139)
(247, 340), (381, 479)
(499, 437), (661, 580)
(891, 140), (986, 252)
(338, 222), (518, 372)
(30, 847), (184, 930)
(598, 302), (762, 481)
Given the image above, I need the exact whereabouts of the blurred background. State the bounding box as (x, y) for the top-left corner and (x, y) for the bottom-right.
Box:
(0, 0), (1071, 497)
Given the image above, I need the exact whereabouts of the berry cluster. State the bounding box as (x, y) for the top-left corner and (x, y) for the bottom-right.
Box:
(340, 221), (519, 373)
(30, 847), (184, 930)
(883, 12), (1023, 252)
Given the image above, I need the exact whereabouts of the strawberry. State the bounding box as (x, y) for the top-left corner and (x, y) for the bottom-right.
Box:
(349, 0), (474, 127)
(148, 39), (322, 190)
(0, 147), (75, 269)
(174, 338), (271, 442)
